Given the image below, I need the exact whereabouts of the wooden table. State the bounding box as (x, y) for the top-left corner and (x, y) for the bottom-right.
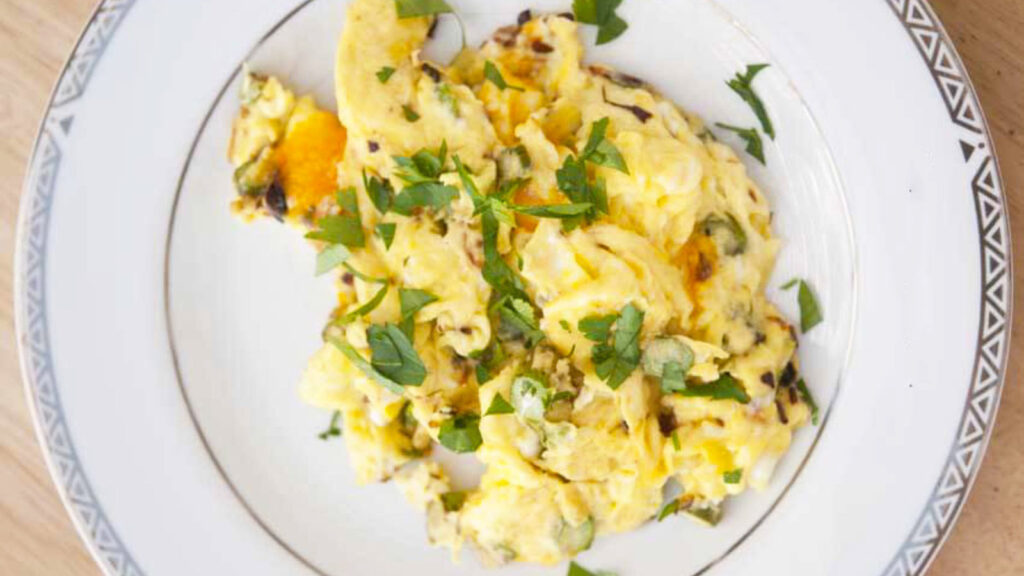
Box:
(0, 0), (1021, 574)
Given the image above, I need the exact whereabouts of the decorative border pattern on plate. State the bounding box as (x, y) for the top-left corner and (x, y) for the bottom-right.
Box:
(14, 1), (1010, 576)
(15, 1), (142, 575)
(882, 0), (1012, 575)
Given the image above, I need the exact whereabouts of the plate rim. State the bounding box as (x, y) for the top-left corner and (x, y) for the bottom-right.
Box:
(13, 1), (1012, 575)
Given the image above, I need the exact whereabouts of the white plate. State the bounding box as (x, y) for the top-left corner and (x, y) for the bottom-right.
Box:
(16, 0), (1011, 575)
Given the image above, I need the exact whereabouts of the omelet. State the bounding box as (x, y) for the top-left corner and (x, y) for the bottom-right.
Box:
(226, 0), (814, 567)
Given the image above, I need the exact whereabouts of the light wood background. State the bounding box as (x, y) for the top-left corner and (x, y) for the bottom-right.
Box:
(1, 0), (1021, 574)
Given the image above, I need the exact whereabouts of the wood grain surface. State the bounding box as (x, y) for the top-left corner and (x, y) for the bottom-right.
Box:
(0, 0), (1020, 574)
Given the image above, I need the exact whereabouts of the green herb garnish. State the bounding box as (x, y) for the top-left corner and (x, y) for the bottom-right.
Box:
(578, 314), (619, 343)
(376, 223), (396, 249)
(671, 430), (681, 451)
(572, 0), (628, 45)
(590, 303), (644, 389)
(559, 319), (572, 332)
(327, 336), (405, 396)
(315, 243), (352, 276)
(474, 340), (506, 384)
(509, 202), (593, 219)
(402, 104), (420, 122)
(715, 123), (765, 165)
(367, 324), (427, 386)
(723, 469), (743, 484)
(726, 64), (774, 139)
(498, 297), (545, 348)
(661, 361), (688, 394)
(782, 279), (823, 333)
(554, 118), (625, 227)
(485, 393), (515, 416)
(363, 171), (394, 214)
(394, 0), (453, 18)
(484, 60), (524, 92)
(581, 117), (628, 173)
(317, 410), (342, 440)
(438, 413), (483, 453)
(376, 66), (396, 83)
(337, 285), (389, 325)
(391, 144), (459, 214)
(796, 378), (820, 425)
(657, 499), (680, 521)
(306, 188), (365, 247)
(342, 262), (388, 284)
(399, 288), (438, 339)
(440, 490), (467, 512)
(681, 372), (750, 404)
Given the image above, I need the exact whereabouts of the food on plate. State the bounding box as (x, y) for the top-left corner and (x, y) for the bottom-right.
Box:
(226, 0), (816, 566)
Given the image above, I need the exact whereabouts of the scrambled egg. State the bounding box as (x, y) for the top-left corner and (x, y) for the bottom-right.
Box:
(227, 0), (812, 567)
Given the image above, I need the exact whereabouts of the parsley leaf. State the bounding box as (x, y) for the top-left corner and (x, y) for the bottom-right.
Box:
(723, 469), (743, 484)
(474, 340), (506, 384)
(363, 171), (394, 214)
(671, 430), (681, 451)
(681, 372), (750, 404)
(367, 324), (427, 386)
(376, 222), (396, 249)
(399, 288), (438, 339)
(559, 319), (572, 332)
(315, 243), (351, 276)
(342, 262), (388, 284)
(327, 336), (405, 396)
(402, 104), (420, 122)
(572, 0), (629, 45)
(715, 123), (765, 165)
(509, 202), (593, 219)
(661, 361), (688, 394)
(578, 313), (619, 342)
(726, 64), (774, 139)
(783, 279), (823, 333)
(591, 303), (644, 389)
(337, 285), (389, 325)
(394, 0), (453, 18)
(392, 182), (458, 215)
(306, 188), (365, 247)
(498, 297), (545, 348)
(581, 118), (628, 173)
(485, 393), (515, 416)
(376, 66), (396, 83)
(657, 499), (680, 522)
(701, 213), (748, 256)
(796, 378), (820, 425)
(484, 60), (524, 92)
(317, 410), (342, 441)
(438, 413), (482, 453)
(391, 145), (458, 214)
(440, 491), (467, 512)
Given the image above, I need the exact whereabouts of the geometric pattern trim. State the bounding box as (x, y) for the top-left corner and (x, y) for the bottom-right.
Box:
(17, 1), (143, 575)
(16, 1), (1010, 576)
(882, 0), (1012, 575)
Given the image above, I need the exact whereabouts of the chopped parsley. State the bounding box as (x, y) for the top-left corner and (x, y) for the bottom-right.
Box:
(555, 118), (626, 228)
(578, 313), (619, 342)
(589, 303), (644, 389)
(782, 278), (823, 333)
(402, 104), (420, 122)
(485, 393), (515, 416)
(661, 361), (688, 394)
(796, 378), (820, 425)
(581, 117), (628, 174)
(559, 319), (572, 332)
(342, 262), (388, 284)
(317, 410), (342, 441)
(315, 243), (351, 276)
(367, 323), (427, 386)
(399, 288), (438, 339)
(473, 340), (506, 384)
(440, 490), (467, 512)
(306, 187), (365, 247)
(715, 123), (765, 165)
(509, 202), (593, 219)
(336, 285), (389, 325)
(327, 336), (405, 396)
(438, 413), (483, 453)
(498, 296), (545, 348)
(726, 64), (774, 139)
(376, 66), (396, 83)
(391, 143), (459, 215)
(671, 430), (681, 451)
(681, 372), (751, 404)
(394, 0), (453, 18)
(484, 60), (524, 92)
(657, 499), (680, 522)
(375, 222), (396, 249)
(363, 170), (394, 214)
(723, 469), (743, 484)
(572, 0), (629, 45)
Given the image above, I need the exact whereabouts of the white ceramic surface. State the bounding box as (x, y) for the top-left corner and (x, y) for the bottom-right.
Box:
(16, 0), (1011, 575)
